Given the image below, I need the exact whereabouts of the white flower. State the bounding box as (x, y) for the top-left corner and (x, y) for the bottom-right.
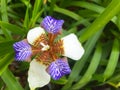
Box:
(26, 27), (84, 89)
(13, 16), (85, 90)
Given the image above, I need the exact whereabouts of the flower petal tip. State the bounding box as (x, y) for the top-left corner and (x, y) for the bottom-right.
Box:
(27, 27), (45, 45)
(62, 34), (84, 60)
(13, 40), (32, 61)
(41, 16), (64, 34)
(28, 59), (50, 89)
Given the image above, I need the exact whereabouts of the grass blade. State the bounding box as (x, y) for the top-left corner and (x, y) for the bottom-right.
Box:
(54, 5), (91, 27)
(62, 29), (103, 90)
(1, 0), (12, 40)
(103, 39), (119, 81)
(0, 53), (13, 75)
(0, 21), (26, 35)
(1, 68), (23, 90)
(71, 43), (102, 89)
(79, 0), (120, 43)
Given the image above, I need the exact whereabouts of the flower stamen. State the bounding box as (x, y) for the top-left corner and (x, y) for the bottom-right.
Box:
(48, 33), (58, 45)
(33, 34), (48, 47)
(40, 42), (50, 51)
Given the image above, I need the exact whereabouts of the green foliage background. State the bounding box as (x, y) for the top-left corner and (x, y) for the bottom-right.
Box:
(0, 0), (120, 90)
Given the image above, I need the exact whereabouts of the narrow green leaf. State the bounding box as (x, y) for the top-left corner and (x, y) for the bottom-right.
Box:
(1, 0), (12, 39)
(0, 78), (4, 89)
(23, 0), (31, 28)
(29, 9), (43, 28)
(54, 5), (82, 20)
(54, 5), (91, 27)
(1, 0), (8, 22)
(0, 36), (5, 41)
(32, 0), (42, 19)
(0, 40), (15, 56)
(8, 3), (25, 8)
(20, 0), (31, 7)
(68, 1), (104, 13)
(79, 0), (120, 43)
(0, 21), (26, 35)
(28, 0), (42, 28)
(71, 43), (102, 89)
(108, 73), (120, 83)
(1, 68), (23, 90)
(0, 53), (13, 75)
(49, 0), (56, 15)
(62, 29), (103, 90)
(68, 1), (117, 27)
(103, 39), (119, 81)
(51, 77), (68, 85)
(68, 19), (91, 30)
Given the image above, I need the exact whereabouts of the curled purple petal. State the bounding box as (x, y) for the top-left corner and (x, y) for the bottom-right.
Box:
(13, 40), (32, 61)
(41, 16), (64, 34)
(47, 58), (71, 80)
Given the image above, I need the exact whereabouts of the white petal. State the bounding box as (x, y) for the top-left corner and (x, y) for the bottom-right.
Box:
(28, 59), (50, 90)
(27, 27), (45, 45)
(62, 34), (84, 60)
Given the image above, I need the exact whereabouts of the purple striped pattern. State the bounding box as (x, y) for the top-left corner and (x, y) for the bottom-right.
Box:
(13, 41), (32, 61)
(41, 16), (64, 34)
(47, 59), (71, 80)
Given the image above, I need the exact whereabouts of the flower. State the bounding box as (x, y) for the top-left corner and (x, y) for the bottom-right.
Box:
(13, 16), (84, 90)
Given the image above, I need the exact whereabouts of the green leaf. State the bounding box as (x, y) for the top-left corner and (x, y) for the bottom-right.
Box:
(28, 9), (43, 28)
(32, 0), (42, 19)
(71, 43), (102, 89)
(54, 5), (91, 27)
(0, 78), (4, 89)
(79, 0), (120, 43)
(62, 29), (103, 90)
(0, 21), (26, 35)
(0, 40), (15, 56)
(0, 36), (5, 41)
(28, 0), (43, 28)
(1, 0), (12, 40)
(51, 77), (68, 85)
(54, 5), (82, 20)
(68, 1), (117, 27)
(1, 68), (23, 90)
(23, 1), (30, 28)
(67, 1), (104, 13)
(103, 39), (119, 81)
(1, 0), (8, 22)
(0, 53), (13, 75)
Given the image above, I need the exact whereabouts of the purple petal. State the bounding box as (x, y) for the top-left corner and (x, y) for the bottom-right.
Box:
(41, 16), (64, 34)
(13, 40), (32, 61)
(47, 58), (71, 80)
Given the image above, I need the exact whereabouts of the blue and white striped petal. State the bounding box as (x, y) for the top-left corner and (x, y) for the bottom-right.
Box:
(41, 16), (64, 34)
(13, 40), (32, 61)
(47, 58), (71, 80)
